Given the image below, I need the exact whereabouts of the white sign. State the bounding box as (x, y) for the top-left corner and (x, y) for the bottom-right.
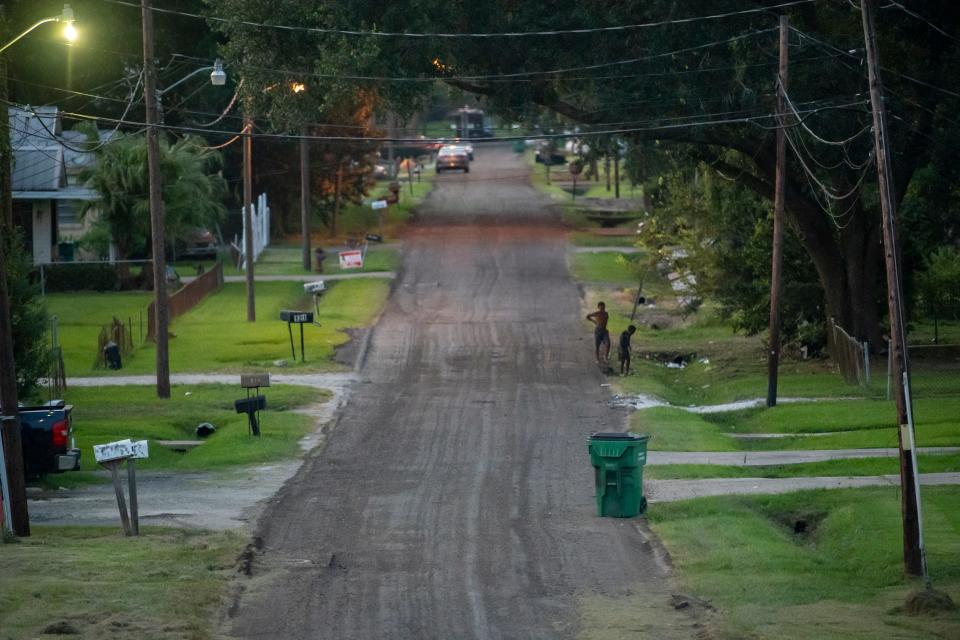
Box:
(339, 250), (364, 270)
(94, 439), (149, 463)
(371, 199), (388, 210)
(129, 440), (149, 459)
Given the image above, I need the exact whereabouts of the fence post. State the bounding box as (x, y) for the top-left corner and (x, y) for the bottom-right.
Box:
(886, 338), (893, 400)
(863, 341), (871, 385)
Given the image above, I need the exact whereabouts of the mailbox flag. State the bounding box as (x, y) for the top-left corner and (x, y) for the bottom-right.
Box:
(339, 250), (363, 270)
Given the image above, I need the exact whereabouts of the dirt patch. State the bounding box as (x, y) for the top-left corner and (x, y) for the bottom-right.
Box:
(903, 588), (957, 615)
(333, 327), (365, 367)
(772, 510), (828, 541)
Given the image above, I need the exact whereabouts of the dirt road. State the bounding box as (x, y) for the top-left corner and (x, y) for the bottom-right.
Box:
(222, 147), (700, 639)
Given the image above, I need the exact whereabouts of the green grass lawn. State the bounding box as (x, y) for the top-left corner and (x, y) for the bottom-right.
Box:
(173, 245), (400, 277)
(48, 278), (390, 376)
(569, 251), (645, 286)
(0, 526), (244, 640)
(646, 453), (960, 480)
(632, 398), (960, 451)
(641, 487), (960, 639)
(568, 231), (638, 247)
(56, 384), (322, 472)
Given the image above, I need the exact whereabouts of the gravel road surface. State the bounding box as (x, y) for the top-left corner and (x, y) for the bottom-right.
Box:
(221, 147), (702, 639)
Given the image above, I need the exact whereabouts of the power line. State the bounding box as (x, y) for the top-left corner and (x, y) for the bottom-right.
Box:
(790, 26), (960, 99)
(883, 1), (960, 43)
(20, 97), (866, 144)
(104, 0), (814, 38)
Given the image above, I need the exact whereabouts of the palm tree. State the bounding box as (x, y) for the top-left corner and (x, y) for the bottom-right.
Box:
(80, 131), (226, 284)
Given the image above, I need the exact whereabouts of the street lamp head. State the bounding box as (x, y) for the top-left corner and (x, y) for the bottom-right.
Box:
(210, 59), (227, 86)
(63, 21), (77, 43)
(61, 4), (77, 43)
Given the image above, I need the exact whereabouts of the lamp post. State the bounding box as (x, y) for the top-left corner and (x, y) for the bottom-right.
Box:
(0, 4), (76, 56)
(0, 2), (79, 537)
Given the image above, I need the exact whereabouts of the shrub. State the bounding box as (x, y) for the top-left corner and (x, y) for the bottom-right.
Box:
(41, 263), (120, 292)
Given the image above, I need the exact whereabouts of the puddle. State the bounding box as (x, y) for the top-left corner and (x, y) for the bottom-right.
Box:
(610, 394), (855, 414)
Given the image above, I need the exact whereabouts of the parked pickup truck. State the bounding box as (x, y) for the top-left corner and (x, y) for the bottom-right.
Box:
(17, 400), (80, 477)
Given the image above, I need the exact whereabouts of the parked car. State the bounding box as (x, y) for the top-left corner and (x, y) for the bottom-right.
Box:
(17, 400), (80, 478)
(436, 147), (470, 173)
(441, 143), (474, 160)
(177, 228), (219, 260)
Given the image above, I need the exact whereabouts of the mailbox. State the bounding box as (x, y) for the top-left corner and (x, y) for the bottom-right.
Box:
(280, 310), (314, 323)
(235, 395), (266, 436)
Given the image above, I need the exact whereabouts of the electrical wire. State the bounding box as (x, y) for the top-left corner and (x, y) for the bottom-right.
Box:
(790, 26), (960, 99)
(9, 96), (866, 145)
(883, 1), (960, 43)
(104, 0), (814, 38)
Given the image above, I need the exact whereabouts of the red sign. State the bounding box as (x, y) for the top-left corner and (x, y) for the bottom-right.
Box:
(339, 250), (363, 270)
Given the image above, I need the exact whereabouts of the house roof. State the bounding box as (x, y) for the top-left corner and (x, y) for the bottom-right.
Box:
(9, 106), (105, 195)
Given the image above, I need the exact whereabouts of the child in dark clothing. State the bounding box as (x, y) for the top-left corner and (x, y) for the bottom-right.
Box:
(618, 325), (637, 375)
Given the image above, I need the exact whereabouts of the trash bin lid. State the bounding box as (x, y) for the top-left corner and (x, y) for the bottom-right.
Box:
(589, 431), (649, 441)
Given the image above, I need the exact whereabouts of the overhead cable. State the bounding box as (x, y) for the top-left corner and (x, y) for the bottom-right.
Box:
(104, 0), (814, 38)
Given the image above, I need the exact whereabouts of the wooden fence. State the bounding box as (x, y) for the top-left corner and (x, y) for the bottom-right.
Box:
(146, 262), (224, 340)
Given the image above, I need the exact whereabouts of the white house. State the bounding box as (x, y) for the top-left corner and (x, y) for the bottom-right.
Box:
(9, 105), (102, 263)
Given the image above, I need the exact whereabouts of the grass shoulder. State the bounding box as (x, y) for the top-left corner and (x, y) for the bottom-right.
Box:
(58, 383), (323, 472)
(0, 526), (245, 639)
(642, 487), (960, 639)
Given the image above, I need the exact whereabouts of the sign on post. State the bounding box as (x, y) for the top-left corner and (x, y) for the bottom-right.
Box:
(338, 250), (363, 270)
(93, 439), (149, 536)
(241, 373), (271, 389)
(371, 199), (388, 210)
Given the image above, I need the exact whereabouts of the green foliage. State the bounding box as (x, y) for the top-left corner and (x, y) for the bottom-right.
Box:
(638, 160), (825, 349)
(3, 228), (49, 399)
(41, 263), (120, 293)
(915, 246), (960, 342)
(80, 132), (226, 261)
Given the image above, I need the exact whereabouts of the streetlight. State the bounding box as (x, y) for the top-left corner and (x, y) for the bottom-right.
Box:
(0, 4), (77, 55)
(0, 3), (78, 538)
(156, 59), (227, 122)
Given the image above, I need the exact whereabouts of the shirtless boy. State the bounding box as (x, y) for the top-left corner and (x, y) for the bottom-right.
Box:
(586, 302), (611, 364)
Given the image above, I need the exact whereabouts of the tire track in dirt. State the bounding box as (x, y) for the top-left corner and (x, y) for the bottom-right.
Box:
(222, 145), (703, 639)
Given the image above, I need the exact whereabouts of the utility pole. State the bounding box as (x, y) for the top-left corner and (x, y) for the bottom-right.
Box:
(861, 0), (925, 578)
(767, 15), (789, 408)
(0, 20), (23, 537)
(141, 0), (170, 399)
(300, 125), (311, 271)
(243, 113), (256, 321)
(0, 232), (29, 536)
(1, 55), (11, 228)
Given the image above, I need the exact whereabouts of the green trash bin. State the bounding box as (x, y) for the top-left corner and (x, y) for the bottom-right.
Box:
(58, 241), (75, 262)
(512, 140), (526, 153)
(587, 432), (650, 517)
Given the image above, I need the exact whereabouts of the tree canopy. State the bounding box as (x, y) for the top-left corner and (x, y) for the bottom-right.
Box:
(197, 0), (960, 345)
(80, 131), (226, 266)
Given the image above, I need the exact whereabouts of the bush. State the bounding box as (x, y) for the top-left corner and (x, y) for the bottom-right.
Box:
(41, 263), (120, 292)
(3, 229), (50, 398)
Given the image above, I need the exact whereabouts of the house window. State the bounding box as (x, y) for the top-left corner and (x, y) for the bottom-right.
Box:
(57, 200), (80, 225)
